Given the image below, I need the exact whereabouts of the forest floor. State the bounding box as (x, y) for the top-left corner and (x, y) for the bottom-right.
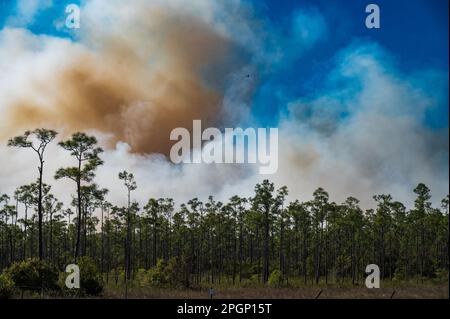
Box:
(11, 286), (448, 299)
(101, 286), (449, 299)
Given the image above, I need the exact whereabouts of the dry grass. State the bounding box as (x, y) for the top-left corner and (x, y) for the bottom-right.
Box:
(101, 286), (449, 299)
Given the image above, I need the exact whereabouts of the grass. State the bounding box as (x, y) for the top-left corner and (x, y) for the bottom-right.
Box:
(8, 285), (448, 299)
(99, 276), (449, 299)
(95, 274), (450, 299)
(8, 275), (448, 299)
(100, 286), (449, 299)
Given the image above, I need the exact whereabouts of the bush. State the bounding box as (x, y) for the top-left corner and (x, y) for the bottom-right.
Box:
(434, 269), (449, 284)
(241, 275), (260, 288)
(393, 266), (406, 283)
(148, 259), (169, 287)
(77, 256), (103, 296)
(147, 257), (190, 288)
(268, 269), (283, 288)
(0, 273), (15, 299)
(167, 256), (192, 288)
(135, 268), (148, 288)
(5, 258), (59, 292)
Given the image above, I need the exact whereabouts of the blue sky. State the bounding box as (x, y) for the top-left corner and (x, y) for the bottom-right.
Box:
(248, 0), (449, 126)
(0, 0), (448, 128)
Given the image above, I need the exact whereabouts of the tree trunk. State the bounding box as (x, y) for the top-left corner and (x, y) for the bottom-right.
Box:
(75, 158), (82, 259)
(263, 205), (270, 283)
(38, 161), (44, 260)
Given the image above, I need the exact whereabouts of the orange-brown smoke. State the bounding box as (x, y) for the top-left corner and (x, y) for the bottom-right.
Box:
(1, 5), (244, 155)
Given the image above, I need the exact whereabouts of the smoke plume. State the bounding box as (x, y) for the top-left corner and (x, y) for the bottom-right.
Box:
(0, 0), (254, 155)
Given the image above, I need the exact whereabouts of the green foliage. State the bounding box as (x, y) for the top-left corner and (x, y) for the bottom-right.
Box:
(433, 269), (449, 284)
(240, 275), (261, 288)
(7, 129), (58, 151)
(0, 273), (15, 299)
(134, 268), (148, 288)
(393, 266), (406, 283)
(146, 258), (190, 288)
(165, 257), (181, 288)
(5, 258), (59, 292)
(77, 257), (103, 296)
(268, 269), (283, 288)
(148, 259), (170, 287)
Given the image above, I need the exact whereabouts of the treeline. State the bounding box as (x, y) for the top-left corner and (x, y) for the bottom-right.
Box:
(0, 129), (448, 288)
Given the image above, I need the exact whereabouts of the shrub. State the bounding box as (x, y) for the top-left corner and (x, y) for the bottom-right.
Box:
(5, 258), (59, 292)
(167, 256), (192, 288)
(147, 257), (191, 288)
(0, 273), (15, 299)
(434, 269), (449, 284)
(240, 275), (260, 288)
(135, 268), (148, 288)
(239, 264), (256, 280)
(77, 256), (103, 296)
(148, 259), (169, 287)
(393, 266), (406, 283)
(268, 269), (283, 288)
